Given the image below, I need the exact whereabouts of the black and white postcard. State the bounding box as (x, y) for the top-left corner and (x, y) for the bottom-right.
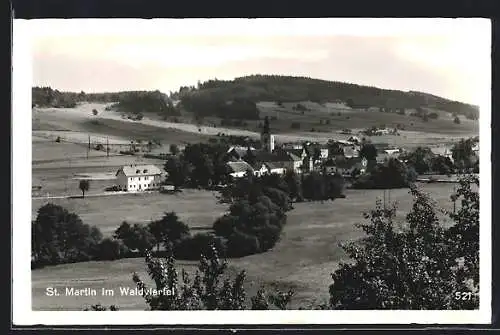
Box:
(12, 18), (491, 325)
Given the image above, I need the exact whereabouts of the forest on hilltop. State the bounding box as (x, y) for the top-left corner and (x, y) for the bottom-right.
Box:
(173, 75), (479, 120)
(32, 75), (479, 121)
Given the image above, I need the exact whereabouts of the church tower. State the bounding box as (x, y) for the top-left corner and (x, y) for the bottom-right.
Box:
(261, 116), (275, 153)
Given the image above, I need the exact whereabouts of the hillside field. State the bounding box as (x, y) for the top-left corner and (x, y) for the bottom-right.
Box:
(33, 102), (478, 153)
(32, 183), (458, 310)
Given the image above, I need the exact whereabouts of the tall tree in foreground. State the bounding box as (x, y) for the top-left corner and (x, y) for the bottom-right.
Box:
(446, 175), (479, 309)
(79, 179), (90, 198)
(329, 175), (479, 309)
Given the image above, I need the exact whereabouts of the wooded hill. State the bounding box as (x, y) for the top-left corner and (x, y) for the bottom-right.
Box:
(172, 75), (479, 120)
(32, 75), (479, 120)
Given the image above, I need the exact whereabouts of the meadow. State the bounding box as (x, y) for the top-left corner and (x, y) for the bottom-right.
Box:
(32, 183), (458, 310)
(34, 102), (478, 153)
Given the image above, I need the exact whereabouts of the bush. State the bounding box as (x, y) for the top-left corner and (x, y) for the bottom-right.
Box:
(174, 233), (227, 260)
(84, 304), (119, 311)
(226, 230), (261, 257)
(212, 193), (287, 257)
(95, 238), (129, 261)
(290, 122), (301, 129)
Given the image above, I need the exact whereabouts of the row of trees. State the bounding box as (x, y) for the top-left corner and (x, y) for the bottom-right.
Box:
(91, 174), (478, 310)
(180, 95), (260, 120)
(32, 87), (180, 119)
(400, 137), (479, 175)
(107, 91), (179, 118)
(352, 157), (417, 189)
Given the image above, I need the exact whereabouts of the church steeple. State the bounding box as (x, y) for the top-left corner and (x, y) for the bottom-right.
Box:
(262, 116), (270, 135)
(260, 116), (274, 153)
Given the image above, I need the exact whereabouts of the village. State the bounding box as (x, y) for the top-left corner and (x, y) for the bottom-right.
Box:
(104, 119), (470, 195)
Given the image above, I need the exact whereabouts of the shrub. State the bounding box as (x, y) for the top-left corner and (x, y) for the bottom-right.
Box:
(290, 122), (301, 129)
(226, 230), (261, 257)
(175, 233), (227, 260)
(95, 238), (129, 261)
(212, 195), (287, 257)
(84, 304), (119, 311)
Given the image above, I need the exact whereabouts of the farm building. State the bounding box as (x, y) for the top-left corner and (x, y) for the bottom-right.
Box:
(227, 146), (257, 160)
(227, 161), (254, 178)
(252, 163), (269, 177)
(264, 162), (287, 175)
(115, 164), (163, 191)
(323, 157), (368, 177)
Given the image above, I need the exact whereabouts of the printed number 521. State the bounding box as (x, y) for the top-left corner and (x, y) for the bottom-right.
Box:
(455, 292), (474, 300)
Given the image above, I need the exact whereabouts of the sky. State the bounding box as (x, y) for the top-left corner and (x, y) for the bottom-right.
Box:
(23, 18), (491, 105)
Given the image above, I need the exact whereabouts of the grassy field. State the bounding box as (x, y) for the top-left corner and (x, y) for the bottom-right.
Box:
(34, 103), (478, 152)
(250, 101), (479, 135)
(32, 189), (227, 236)
(32, 138), (167, 196)
(32, 183), (458, 310)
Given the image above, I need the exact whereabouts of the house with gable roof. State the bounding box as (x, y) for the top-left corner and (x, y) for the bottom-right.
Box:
(116, 164), (163, 191)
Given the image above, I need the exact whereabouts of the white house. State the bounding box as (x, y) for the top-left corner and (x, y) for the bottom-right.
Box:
(264, 162), (286, 175)
(383, 148), (401, 155)
(253, 163), (269, 177)
(319, 147), (329, 160)
(227, 161), (254, 178)
(116, 164), (163, 192)
(324, 157), (368, 176)
(287, 152), (303, 173)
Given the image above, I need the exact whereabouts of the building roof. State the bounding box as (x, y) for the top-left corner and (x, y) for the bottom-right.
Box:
(343, 146), (359, 158)
(283, 148), (305, 158)
(227, 146), (256, 159)
(325, 157), (365, 169)
(116, 164), (162, 177)
(287, 152), (302, 161)
(227, 161), (254, 174)
(265, 162), (287, 170)
(254, 150), (291, 163)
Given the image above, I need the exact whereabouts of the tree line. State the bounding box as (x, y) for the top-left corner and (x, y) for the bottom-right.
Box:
(32, 87), (179, 119)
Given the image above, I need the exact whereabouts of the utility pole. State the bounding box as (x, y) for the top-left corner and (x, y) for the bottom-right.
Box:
(452, 182), (457, 215)
(87, 135), (90, 159)
(383, 190), (386, 210)
(106, 137), (109, 158)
